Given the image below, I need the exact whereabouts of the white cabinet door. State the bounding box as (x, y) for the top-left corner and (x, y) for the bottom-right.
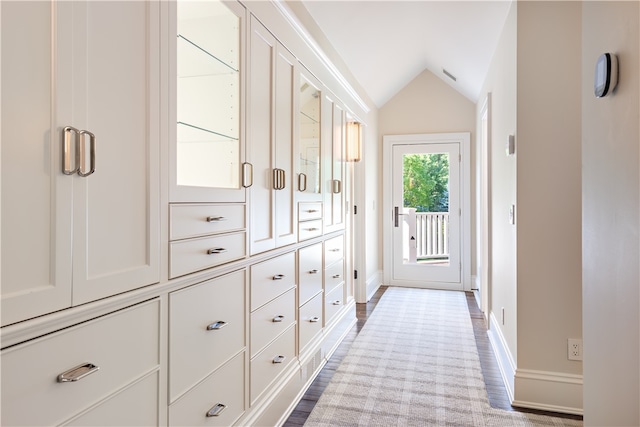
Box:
(67, 1), (161, 304)
(0, 1), (161, 324)
(1, 1), (73, 326)
(248, 16), (296, 255)
(322, 95), (346, 234)
(170, 0), (247, 203)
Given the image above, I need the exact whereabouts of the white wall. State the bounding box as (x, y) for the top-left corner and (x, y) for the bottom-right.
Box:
(477, 0), (518, 376)
(582, 2), (639, 425)
(378, 68), (477, 283)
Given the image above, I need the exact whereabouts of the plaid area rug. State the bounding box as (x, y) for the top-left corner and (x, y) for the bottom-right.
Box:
(304, 287), (582, 427)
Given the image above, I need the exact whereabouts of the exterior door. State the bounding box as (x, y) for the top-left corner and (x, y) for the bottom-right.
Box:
(384, 133), (470, 291)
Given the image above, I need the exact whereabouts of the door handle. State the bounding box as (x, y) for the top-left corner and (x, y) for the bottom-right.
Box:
(394, 206), (408, 227)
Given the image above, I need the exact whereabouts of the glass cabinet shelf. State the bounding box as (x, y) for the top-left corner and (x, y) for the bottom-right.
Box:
(177, 34), (238, 77)
(177, 121), (238, 143)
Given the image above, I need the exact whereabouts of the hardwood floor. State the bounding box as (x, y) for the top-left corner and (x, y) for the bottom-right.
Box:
(283, 286), (582, 426)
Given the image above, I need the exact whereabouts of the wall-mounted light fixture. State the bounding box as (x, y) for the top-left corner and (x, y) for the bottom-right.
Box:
(346, 121), (362, 162)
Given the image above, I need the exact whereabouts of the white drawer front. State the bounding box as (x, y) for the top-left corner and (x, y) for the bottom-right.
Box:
(170, 231), (246, 279)
(325, 283), (345, 325)
(250, 288), (295, 358)
(298, 219), (322, 241)
(170, 204), (245, 241)
(299, 293), (323, 353)
(169, 352), (245, 427)
(1, 300), (160, 427)
(298, 202), (322, 221)
(169, 269), (246, 402)
(250, 252), (295, 311)
(298, 243), (323, 306)
(64, 373), (159, 426)
(324, 259), (344, 293)
(324, 235), (344, 267)
(250, 326), (295, 404)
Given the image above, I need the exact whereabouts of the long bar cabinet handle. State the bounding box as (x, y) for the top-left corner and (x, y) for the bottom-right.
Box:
(77, 130), (96, 177)
(242, 162), (253, 188)
(298, 173), (307, 192)
(206, 216), (226, 222)
(63, 126), (80, 175)
(57, 363), (100, 382)
(206, 403), (227, 417)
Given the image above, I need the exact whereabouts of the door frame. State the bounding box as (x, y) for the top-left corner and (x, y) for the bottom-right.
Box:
(382, 132), (471, 291)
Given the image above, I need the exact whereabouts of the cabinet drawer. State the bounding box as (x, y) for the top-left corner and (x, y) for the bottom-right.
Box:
(170, 231), (246, 279)
(325, 283), (344, 325)
(298, 219), (322, 241)
(299, 293), (323, 353)
(169, 352), (245, 427)
(298, 243), (323, 306)
(65, 373), (159, 426)
(170, 204), (245, 240)
(324, 235), (344, 267)
(250, 252), (295, 311)
(250, 325), (295, 404)
(250, 288), (295, 358)
(324, 259), (344, 293)
(169, 270), (246, 402)
(298, 202), (322, 221)
(1, 300), (160, 427)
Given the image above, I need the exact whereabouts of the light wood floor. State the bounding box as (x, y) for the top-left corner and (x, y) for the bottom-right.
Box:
(283, 286), (582, 426)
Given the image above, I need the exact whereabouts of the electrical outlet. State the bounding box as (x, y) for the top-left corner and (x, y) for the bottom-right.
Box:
(568, 338), (583, 361)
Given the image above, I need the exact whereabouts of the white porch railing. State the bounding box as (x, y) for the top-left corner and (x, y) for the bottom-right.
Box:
(402, 208), (449, 263)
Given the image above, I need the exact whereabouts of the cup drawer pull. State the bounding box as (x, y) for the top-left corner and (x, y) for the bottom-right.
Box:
(206, 321), (227, 331)
(206, 403), (227, 417)
(207, 248), (227, 255)
(272, 315), (285, 323)
(272, 274), (285, 280)
(273, 355), (286, 364)
(309, 317), (320, 323)
(57, 363), (100, 383)
(206, 216), (227, 222)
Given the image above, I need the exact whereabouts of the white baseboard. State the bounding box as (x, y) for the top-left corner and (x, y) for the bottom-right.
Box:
(361, 270), (382, 303)
(487, 311), (516, 401)
(513, 369), (583, 415)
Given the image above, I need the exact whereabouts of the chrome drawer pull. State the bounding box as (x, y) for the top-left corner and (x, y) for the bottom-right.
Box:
(272, 274), (285, 280)
(272, 315), (284, 322)
(332, 274), (341, 279)
(309, 269), (318, 274)
(206, 216), (226, 222)
(207, 321), (227, 331)
(206, 403), (227, 417)
(207, 248), (227, 255)
(307, 209), (318, 213)
(332, 300), (341, 305)
(329, 248), (340, 252)
(309, 317), (320, 323)
(273, 355), (286, 364)
(57, 363), (99, 382)
(306, 227), (319, 231)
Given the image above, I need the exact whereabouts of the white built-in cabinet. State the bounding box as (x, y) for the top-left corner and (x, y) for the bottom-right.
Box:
(0, 0), (160, 327)
(1, 0), (356, 425)
(248, 16), (297, 255)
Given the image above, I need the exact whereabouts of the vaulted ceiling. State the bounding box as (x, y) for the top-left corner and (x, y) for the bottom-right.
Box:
(300, 1), (512, 107)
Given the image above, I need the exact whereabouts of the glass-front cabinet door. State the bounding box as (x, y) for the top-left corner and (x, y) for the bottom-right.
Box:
(297, 71), (322, 201)
(170, 0), (247, 202)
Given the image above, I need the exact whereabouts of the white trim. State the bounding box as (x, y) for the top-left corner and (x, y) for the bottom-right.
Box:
(270, 0), (370, 114)
(488, 311), (516, 402)
(360, 270), (382, 303)
(513, 369), (583, 415)
(382, 133), (472, 292)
